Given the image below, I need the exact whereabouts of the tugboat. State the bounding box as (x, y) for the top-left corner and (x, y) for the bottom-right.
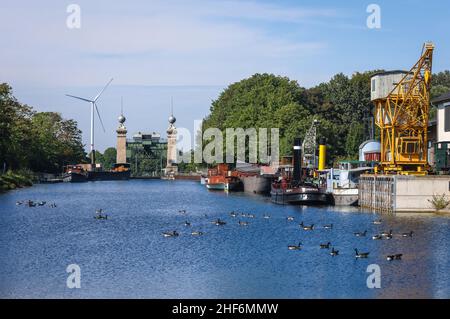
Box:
(205, 164), (241, 191)
(206, 175), (240, 191)
(62, 165), (88, 183)
(271, 138), (331, 205)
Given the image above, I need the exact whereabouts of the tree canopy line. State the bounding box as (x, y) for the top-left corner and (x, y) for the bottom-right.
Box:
(202, 71), (450, 164)
(1, 69), (450, 183)
(1, 83), (86, 175)
(0, 83), (124, 175)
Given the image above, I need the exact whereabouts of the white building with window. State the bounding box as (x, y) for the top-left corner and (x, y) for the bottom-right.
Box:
(434, 92), (450, 142)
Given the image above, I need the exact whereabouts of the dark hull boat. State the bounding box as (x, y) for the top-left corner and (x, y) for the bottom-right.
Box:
(87, 163), (131, 181)
(271, 184), (331, 205)
(63, 165), (88, 183)
(241, 175), (272, 194)
(63, 172), (88, 183)
(87, 170), (130, 181)
(270, 137), (332, 206)
(234, 162), (273, 195)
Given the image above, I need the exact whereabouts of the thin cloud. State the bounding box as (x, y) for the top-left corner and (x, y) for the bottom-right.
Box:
(0, 0), (333, 86)
(184, 0), (339, 22)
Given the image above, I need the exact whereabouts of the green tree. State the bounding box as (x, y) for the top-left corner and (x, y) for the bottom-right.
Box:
(178, 150), (200, 173)
(203, 73), (312, 162)
(88, 150), (104, 167)
(0, 83), (34, 170)
(431, 71), (450, 102)
(345, 121), (365, 159)
(431, 84), (450, 100)
(102, 147), (117, 170)
(432, 70), (450, 88)
(30, 112), (85, 173)
(1, 84), (85, 174)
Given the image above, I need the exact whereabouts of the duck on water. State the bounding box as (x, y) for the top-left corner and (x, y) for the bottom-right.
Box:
(94, 209), (108, 220)
(387, 254), (403, 261)
(212, 219), (226, 226)
(163, 230), (179, 237)
(354, 230), (367, 237)
(330, 247), (339, 256)
(354, 249), (369, 258)
(288, 242), (302, 250)
(300, 222), (314, 231)
(320, 242), (331, 249)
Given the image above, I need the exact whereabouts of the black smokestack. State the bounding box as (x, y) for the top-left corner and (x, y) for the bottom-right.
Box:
(293, 138), (302, 182)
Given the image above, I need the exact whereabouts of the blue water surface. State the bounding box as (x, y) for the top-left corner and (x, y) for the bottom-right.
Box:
(0, 180), (449, 298)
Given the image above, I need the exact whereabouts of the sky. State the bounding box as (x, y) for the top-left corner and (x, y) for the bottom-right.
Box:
(1, 0), (449, 152)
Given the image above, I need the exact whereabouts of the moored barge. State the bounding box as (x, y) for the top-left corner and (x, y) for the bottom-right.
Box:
(270, 138), (332, 205)
(271, 182), (331, 205)
(87, 163), (131, 181)
(205, 163), (242, 191)
(62, 165), (88, 183)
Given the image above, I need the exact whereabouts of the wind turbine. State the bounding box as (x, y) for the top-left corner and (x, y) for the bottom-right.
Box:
(66, 78), (113, 167)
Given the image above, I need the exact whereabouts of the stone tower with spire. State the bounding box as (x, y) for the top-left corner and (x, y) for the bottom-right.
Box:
(165, 105), (178, 177)
(116, 106), (127, 164)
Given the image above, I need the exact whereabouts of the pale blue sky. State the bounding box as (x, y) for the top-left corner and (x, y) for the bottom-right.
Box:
(1, 0), (449, 151)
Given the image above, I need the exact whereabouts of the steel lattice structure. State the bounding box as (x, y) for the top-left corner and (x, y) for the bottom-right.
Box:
(374, 43), (434, 174)
(302, 119), (319, 168)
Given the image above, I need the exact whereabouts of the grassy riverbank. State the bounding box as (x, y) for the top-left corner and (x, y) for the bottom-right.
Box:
(0, 171), (33, 193)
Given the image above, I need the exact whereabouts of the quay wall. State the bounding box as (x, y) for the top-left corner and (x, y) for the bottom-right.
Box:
(359, 174), (450, 213)
(130, 174), (201, 181)
(174, 174), (201, 181)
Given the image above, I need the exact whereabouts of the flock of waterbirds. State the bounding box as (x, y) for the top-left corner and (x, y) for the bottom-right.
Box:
(17, 200), (107, 219)
(17, 200), (109, 222)
(16, 200), (57, 208)
(16, 201), (413, 261)
(162, 209), (415, 261)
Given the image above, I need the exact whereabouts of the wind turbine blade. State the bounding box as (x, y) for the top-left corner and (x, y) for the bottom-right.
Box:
(94, 78), (114, 102)
(65, 94), (93, 103)
(94, 103), (106, 133)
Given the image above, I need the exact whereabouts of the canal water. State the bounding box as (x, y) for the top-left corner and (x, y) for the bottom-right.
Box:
(0, 180), (449, 298)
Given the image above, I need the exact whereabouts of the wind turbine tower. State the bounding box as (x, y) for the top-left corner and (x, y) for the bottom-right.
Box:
(66, 78), (113, 169)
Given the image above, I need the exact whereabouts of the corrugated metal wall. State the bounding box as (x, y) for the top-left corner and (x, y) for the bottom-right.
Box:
(359, 175), (395, 212)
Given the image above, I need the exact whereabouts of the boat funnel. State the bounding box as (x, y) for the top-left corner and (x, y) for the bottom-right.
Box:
(318, 138), (326, 170)
(293, 138), (302, 182)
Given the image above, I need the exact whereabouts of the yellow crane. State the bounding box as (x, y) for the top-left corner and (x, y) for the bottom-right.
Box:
(372, 42), (434, 175)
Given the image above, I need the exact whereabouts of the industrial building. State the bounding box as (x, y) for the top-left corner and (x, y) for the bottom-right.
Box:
(432, 91), (450, 172)
(126, 132), (167, 177)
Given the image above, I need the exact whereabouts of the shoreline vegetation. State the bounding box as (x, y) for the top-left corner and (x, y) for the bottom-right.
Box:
(0, 170), (33, 193)
(1, 83), (86, 192)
